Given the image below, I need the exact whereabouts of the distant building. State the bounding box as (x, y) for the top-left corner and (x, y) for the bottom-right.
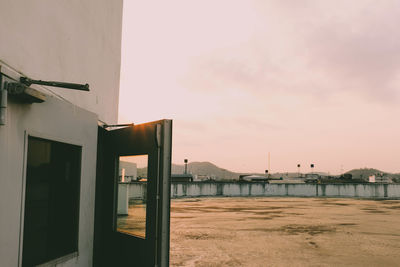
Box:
(239, 175), (269, 182)
(369, 175), (376, 183)
(171, 174), (194, 182)
(305, 173), (321, 179)
(119, 161), (138, 182)
(194, 174), (210, 181)
(370, 174), (392, 183)
(304, 173), (320, 183)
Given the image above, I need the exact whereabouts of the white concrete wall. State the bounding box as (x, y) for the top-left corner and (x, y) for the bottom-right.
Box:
(0, 1), (123, 265)
(128, 182), (147, 200)
(118, 184), (129, 215)
(388, 184), (400, 198)
(165, 182), (400, 199)
(0, 0), (123, 124)
(0, 97), (98, 267)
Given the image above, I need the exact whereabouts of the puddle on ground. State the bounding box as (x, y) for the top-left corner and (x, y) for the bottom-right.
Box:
(240, 224), (336, 236)
(337, 223), (357, 226)
(361, 208), (388, 214)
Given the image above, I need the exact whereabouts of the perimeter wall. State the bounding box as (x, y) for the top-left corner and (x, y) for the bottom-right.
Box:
(169, 182), (400, 199)
(124, 182), (400, 199)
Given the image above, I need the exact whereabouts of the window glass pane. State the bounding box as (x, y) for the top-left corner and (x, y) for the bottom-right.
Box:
(23, 137), (81, 266)
(117, 155), (148, 238)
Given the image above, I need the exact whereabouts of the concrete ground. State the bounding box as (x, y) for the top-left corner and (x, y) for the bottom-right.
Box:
(170, 197), (400, 267)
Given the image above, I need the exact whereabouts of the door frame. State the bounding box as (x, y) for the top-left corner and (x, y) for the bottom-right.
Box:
(93, 120), (172, 267)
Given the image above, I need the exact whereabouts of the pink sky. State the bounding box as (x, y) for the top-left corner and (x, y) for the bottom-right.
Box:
(118, 0), (400, 174)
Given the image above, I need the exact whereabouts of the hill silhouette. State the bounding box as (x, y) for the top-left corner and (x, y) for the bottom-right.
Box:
(138, 161), (400, 182)
(172, 161), (238, 180)
(172, 162), (334, 180)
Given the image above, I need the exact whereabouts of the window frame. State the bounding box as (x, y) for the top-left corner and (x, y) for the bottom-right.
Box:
(115, 154), (149, 239)
(19, 131), (83, 267)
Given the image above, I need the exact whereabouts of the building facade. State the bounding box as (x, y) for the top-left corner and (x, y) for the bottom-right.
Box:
(0, 1), (171, 266)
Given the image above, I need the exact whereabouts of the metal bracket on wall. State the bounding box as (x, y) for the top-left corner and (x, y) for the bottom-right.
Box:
(6, 81), (46, 103)
(0, 72), (48, 125)
(102, 123), (134, 129)
(20, 77), (89, 91)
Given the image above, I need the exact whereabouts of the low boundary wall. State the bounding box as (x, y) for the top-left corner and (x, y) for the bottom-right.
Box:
(170, 182), (400, 199)
(123, 182), (400, 199)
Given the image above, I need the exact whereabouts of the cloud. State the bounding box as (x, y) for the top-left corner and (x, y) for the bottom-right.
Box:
(302, 2), (400, 101)
(183, 0), (400, 103)
(121, 0), (400, 173)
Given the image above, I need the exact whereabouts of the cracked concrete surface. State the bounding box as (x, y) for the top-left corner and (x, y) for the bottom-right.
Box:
(170, 197), (400, 267)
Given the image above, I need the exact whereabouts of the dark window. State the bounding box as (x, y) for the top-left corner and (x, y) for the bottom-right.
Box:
(22, 136), (81, 266)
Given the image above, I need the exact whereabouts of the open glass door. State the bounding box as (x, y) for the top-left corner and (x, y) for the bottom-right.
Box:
(94, 120), (172, 267)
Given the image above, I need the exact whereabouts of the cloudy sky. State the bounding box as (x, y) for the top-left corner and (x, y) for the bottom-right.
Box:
(119, 0), (400, 174)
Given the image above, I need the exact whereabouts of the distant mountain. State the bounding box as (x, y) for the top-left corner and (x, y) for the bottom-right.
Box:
(139, 162), (400, 182)
(171, 161), (296, 180)
(137, 161), (240, 180)
(172, 161), (238, 180)
(345, 168), (400, 181)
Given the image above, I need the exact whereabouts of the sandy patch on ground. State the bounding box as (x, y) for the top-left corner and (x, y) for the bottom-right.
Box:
(170, 197), (400, 267)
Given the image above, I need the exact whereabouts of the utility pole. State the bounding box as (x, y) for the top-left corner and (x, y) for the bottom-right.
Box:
(184, 159), (188, 174)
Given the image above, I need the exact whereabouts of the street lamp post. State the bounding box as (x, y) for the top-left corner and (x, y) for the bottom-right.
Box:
(297, 164), (301, 178)
(184, 159), (188, 174)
